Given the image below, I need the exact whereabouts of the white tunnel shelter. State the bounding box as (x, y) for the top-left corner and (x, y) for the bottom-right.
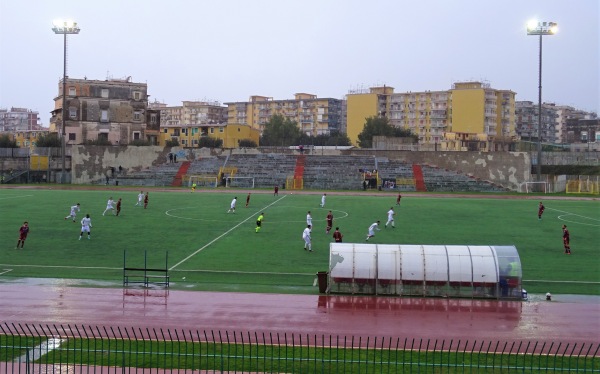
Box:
(328, 244), (523, 299)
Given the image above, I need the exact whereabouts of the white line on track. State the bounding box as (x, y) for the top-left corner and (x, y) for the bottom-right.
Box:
(0, 194), (33, 201)
(169, 194), (288, 271)
(0, 269), (13, 275)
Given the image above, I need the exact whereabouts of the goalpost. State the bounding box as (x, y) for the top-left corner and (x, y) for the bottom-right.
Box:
(186, 175), (218, 188)
(519, 181), (548, 193)
(225, 176), (255, 189)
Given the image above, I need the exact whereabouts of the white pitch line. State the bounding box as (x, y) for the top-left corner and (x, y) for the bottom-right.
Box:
(0, 269), (13, 275)
(0, 194), (33, 201)
(169, 195), (288, 271)
(546, 207), (600, 222)
(0, 264), (120, 270)
(525, 279), (600, 284)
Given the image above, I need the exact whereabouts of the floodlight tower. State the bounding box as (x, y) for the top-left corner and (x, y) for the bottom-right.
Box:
(527, 20), (557, 181)
(52, 19), (80, 184)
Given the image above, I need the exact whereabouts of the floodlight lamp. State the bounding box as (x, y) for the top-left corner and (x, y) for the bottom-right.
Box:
(527, 19), (538, 31)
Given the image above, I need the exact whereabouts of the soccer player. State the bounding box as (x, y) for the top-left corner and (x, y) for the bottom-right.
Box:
(302, 225), (312, 252)
(16, 221), (29, 249)
(326, 211), (333, 234)
(320, 193), (326, 208)
(64, 203), (81, 222)
(191, 183), (197, 193)
(135, 191), (144, 206)
(274, 185), (279, 196)
(396, 194), (402, 206)
(366, 221), (381, 241)
(144, 192), (149, 209)
(255, 212), (264, 233)
(228, 197), (237, 213)
(538, 202), (545, 220)
(306, 211), (312, 227)
(79, 214), (92, 240)
(245, 193), (251, 207)
(102, 197), (115, 216)
(385, 207), (395, 228)
(115, 198), (122, 216)
(562, 224), (571, 254)
(332, 227), (343, 243)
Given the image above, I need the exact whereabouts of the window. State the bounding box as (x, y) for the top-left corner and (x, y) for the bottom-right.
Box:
(68, 87), (76, 96)
(100, 110), (109, 122)
(101, 89), (109, 98)
(210, 127), (214, 134)
(150, 114), (157, 125)
(133, 91), (142, 100)
(163, 129), (168, 133)
(181, 139), (187, 145)
(133, 111), (141, 121)
(69, 107), (77, 119)
(219, 127), (224, 133)
(132, 131), (141, 140)
(69, 133), (76, 141)
(98, 133), (108, 141)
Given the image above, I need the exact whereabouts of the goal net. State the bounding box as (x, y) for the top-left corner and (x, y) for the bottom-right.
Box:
(519, 181), (548, 193)
(186, 175), (218, 188)
(226, 177), (255, 189)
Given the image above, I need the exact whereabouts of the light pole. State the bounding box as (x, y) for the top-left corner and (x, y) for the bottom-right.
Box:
(527, 20), (557, 181)
(52, 19), (80, 184)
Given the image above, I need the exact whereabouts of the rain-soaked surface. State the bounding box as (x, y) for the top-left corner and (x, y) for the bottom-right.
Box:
(1, 279), (598, 348)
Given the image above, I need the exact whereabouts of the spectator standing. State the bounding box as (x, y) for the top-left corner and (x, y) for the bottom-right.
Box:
(168, 153), (173, 163)
(16, 221), (29, 249)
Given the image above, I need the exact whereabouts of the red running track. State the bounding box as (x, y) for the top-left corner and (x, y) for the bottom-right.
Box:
(0, 282), (598, 353)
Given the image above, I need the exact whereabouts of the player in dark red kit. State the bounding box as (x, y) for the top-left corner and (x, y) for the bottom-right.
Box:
(396, 193), (402, 206)
(144, 192), (149, 209)
(16, 221), (29, 249)
(274, 185), (279, 196)
(325, 211), (333, 234)
(115, 198), (122, 216)
(332, 227), (343, 243)
(538, 202), (545, 220)
(245, 193), (251, 207)
(562, 224), (571, 254)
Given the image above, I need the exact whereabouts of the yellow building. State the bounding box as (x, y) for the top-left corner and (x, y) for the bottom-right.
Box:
(225, 93), (343, 136)
(348, 82), (516, 151)
(12, 130), (51, 149)
(159, 123), (259, 148)
(346, 86), (393, 146)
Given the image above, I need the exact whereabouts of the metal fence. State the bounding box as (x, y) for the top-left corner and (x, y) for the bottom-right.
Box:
(1, 323), (598, 373)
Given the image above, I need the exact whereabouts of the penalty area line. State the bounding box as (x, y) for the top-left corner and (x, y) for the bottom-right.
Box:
(169, 195), (288, 271)
(0, 269), (13, 276)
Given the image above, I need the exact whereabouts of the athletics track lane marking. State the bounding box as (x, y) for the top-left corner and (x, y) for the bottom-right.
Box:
(169, 194), (288, 271)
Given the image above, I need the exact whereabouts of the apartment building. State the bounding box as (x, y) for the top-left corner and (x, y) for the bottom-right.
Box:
(347, 82), (516, 151)
(49, 77), (160, 145)
(225, 93), (343, 136)
(0, 107), (40, 132)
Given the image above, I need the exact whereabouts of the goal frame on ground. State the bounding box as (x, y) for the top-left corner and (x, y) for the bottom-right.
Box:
(519, 181), (548, 193)
(225, 176), (255, 188)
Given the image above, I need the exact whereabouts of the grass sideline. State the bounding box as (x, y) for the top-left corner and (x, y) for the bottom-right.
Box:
(0, 188), (598, 295)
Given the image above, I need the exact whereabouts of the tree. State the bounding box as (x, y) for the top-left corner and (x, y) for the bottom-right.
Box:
(34, 133), (61, 147)
(0, 134), (17, 148)
(130, 139), (151, 146)
(238, 139), (257, 147)
(296, 131), (352, 147)
(393, 127), (419, 143)
(165, 139), (179, 147)
(260, 114), (301, 146)
(357, 116), (395, 148)
(198, 137), (223, 148)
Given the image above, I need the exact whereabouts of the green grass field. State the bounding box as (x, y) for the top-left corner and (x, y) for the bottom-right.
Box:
(0, 188), (598, 295)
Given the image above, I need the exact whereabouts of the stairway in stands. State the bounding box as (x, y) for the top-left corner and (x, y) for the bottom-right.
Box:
(411, 164), (427, 192)
(172, 161), (191, 187)
(292, 155), (306, 189)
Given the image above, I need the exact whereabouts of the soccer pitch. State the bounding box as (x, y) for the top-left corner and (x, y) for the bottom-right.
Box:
(1, 188), (599, 295)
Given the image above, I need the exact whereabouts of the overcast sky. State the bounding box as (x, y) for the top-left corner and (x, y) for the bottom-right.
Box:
(1, 0), (598, 125)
